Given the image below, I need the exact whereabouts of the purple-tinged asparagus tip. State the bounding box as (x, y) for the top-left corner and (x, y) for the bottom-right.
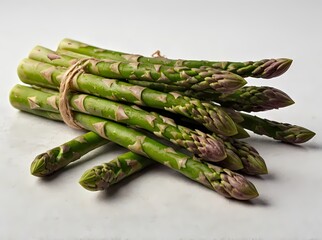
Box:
(261, 58), (293, 79)
(221, 169), (259, 200)
(191, 131), (227, 162)
(262, 87), (295, 110)
(211, 71), (247, 93)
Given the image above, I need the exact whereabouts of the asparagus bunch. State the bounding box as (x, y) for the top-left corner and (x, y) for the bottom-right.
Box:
(13, 84), (267, 174)
(10, 87), (258, 200)
(9, 38), (316, 202)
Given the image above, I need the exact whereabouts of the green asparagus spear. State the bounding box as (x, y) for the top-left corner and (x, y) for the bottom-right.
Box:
(58, 38), (292, 79)
(126, 81), (295, 112)
(10, 87), (258, 200)
(79, 150), (240, 191)
(239, 113), (315, 144)
(29, 46), (246, 93)
(206, 86), (295, 112)
(18, 58), (238, 136)
(20, 84), (227, 162)
(31, 132), (109, 177)
(79, 151), (153, 190)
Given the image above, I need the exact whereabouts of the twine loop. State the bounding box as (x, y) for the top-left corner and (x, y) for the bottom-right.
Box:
(59, 58), (95, 129)
(151, 50), (165, 58)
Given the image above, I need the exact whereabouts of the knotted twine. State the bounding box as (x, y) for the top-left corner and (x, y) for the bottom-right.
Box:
(59, 57), (95, 130)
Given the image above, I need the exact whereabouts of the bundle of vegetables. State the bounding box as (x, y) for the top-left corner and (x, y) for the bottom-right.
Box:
(9, 39), (315, 201)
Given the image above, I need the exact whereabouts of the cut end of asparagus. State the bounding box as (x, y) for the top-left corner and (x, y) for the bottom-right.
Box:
(260, 58), (293, 79)
(30, 153), (48, 177)
(79, 169), (102, 191)
(221, 169), (259, 200)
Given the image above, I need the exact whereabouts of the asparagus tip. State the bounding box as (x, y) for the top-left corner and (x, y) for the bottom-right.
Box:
(241, 154), (268, 175)
(291, 130), (316, 144)
(222, 169), (259, 200)
(30, 154), (47, 177)
(262, 58), (293, 78)
(79, 169), (101, 191)
(215, 108), (239, 137)
(196, 133), (227, 162)
(278, 127), (316, 144)
(264, 87), (295, 110)
(213, 72), (247, 93)
(233, 125), (250, 139)
(218, 150), (244, 171)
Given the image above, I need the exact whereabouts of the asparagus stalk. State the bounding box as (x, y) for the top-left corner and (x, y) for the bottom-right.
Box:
(79, 151), (153, 190)
(18, 58), (238, 136)
(29, 46), (247, 93)
(79, 150), (241, 191)
(127, 81), (295, 112)
(31, 131), (109, 177)
(10, 88), (258, 200)
(18, 84), (228, 162)
(204, 86), (295, 112)
(239, 113), (315, 144)
(58, 38), (293, 79)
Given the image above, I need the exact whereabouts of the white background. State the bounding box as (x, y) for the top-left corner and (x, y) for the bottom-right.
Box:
(1, 0), (322, 239)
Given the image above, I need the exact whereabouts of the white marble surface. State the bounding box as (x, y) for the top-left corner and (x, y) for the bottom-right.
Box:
(1, 0), (322, 239)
